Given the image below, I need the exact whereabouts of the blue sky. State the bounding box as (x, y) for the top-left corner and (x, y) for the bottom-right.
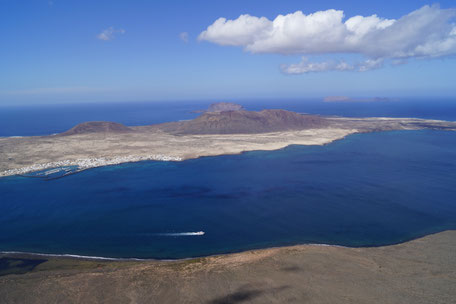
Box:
(1, 0), (456, 105)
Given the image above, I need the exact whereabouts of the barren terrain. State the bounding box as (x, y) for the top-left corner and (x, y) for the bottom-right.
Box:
(1, 231), (455, 303)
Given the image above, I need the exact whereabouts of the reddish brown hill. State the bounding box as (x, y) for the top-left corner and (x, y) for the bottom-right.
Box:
(60, 109), (328, 136)
(152, 109), (327, 134)
(60, 121), (132, 136)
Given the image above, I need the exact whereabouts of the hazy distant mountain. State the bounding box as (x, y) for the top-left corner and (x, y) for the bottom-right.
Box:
(206, 102), (245, 112)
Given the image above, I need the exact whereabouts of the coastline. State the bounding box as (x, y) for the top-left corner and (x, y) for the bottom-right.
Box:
(2, 230), (455, 303)
(0, 228), (448, 262)
(0, 128), (356, 177)
(0, 154), (183, 177)
(0, 243), (352, 262)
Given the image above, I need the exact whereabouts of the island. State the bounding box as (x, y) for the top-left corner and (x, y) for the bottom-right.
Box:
(1, 103), (456, 177)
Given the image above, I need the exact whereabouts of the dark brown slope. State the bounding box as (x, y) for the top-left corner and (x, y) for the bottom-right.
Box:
(60, 121), (132, 136)
(150, 109), (327, 134)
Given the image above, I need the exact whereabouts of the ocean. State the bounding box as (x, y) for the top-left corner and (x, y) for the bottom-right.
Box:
(0, 99), (456, 259)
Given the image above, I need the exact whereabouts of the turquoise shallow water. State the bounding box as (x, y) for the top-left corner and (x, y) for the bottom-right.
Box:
(1, 130), (456, 259)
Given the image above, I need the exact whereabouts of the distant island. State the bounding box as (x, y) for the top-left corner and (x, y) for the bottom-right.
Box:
(206, 102), (246, 112)
(1, 102), (456, 177)
(323, 96), (393, 102)
(191, 102), (245, 113)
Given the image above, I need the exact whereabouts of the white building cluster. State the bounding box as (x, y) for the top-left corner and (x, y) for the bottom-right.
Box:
(0, 154), (183, 177)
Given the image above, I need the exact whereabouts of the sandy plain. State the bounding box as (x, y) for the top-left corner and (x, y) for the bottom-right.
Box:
(0, 128), (353, 176)
(1, 116), (456, 177)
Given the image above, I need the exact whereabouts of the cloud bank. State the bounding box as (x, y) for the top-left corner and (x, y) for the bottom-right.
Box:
(280, 57), (384, 73)
(97, 27), (126, 41)
(199, 5), (456, 73)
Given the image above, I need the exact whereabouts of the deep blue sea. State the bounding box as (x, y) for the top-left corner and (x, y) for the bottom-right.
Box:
(0, 99), (456, 259)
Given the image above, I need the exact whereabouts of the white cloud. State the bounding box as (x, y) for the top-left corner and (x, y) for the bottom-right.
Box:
(179, 32), (189, 43)
(280, 57), (354, 74)
(97, 27), (126, 41)
(357, 58), (384, 72)
(280, 57), (384, 74)
(199, 14), (272, 46)
(199, 5), (456, 73)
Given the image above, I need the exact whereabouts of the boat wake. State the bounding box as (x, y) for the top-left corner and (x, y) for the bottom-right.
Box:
(155, 231), (205, 236)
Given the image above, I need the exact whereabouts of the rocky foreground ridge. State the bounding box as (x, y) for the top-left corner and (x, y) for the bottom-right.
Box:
(1, 231), (455, 303)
